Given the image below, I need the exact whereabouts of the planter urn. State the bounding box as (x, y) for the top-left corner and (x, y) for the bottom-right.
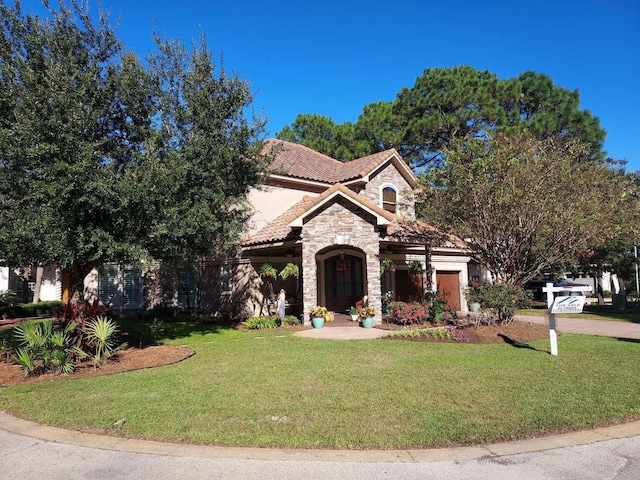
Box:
(361, 317), (374, 328)
(311, 317), (325, 328)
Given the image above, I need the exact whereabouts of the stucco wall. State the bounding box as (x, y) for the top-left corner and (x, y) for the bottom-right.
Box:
(246, 185), (310, 235)
(301, 197), (382, 323)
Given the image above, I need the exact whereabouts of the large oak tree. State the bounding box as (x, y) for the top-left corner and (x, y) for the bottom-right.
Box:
(0, 1), (267, 299)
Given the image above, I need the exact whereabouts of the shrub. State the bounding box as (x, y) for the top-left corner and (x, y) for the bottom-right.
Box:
(387, 301), (429, 326)
(384, 326), (468, 343)
(0, 299), (64, 319)
(84, 315), (124, 366)
(12, 320), (77, 377)
(0, 289), (16, 308)
(243, 316), (278, 330)
(464, 281), (531, 324)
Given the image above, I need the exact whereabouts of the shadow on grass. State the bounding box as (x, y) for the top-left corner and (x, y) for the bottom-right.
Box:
(119, 319), (236, 345)
(615, 337), (640, 344)
(497, 333), (546, 353)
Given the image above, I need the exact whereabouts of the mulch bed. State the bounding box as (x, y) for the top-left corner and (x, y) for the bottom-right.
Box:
(376, 320), (551, 344)
(0, 345), (194, 387)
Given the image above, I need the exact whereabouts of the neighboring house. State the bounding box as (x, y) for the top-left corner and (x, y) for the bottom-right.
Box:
(239, 140), (472, 323)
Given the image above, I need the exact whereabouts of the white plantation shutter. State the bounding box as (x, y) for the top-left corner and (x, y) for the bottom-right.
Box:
(123, 269), (142, 308)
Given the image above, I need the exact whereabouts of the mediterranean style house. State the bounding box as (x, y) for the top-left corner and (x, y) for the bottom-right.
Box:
(238, 140), (472, 323)
(2, 140), (476, 323)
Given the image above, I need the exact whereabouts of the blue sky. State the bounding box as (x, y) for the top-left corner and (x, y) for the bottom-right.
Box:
(28, 0), (640, 171)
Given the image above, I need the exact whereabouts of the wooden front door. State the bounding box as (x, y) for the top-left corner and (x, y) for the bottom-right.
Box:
(324, 255), (364, 313)
(436, 271), (461, 311)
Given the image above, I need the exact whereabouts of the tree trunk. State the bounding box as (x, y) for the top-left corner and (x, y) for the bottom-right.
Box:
(66, 261), (96, 303)
(32, 265), (44, 303)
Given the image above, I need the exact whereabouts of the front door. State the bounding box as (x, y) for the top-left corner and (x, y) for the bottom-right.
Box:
(324, 255), (363, 313)
(436, 271), (461, 311)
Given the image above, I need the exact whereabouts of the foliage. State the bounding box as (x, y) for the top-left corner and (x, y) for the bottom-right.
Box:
(386, 301), (429, 326)
(0, 300), (64, 319)
(0, 1), (267, 297)
(277, 66), (606, 169)
(84, 315), (123, 366)
(359, 306), (375, 318)
(0, 290), (16, 308)
(243, 316), (278, 330)
(465, 281), (531, 325)
(408, 261), (424, 274)
(380, 258), (395, 274)
(424, 291), (447, 321)
(309, 306), (329, 318)
(12, 320), (76, 377)
(258, 263), (278, 279)
(279, 263), (299, 280)
(348, 306), (359, 315)
(417, 132), (627, 285)
(384, 326), (468, 343)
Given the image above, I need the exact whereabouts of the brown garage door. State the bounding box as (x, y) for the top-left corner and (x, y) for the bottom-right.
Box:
(436, 271), (461, 311)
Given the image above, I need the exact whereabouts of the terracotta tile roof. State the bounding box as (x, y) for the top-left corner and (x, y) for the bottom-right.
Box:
(242, 184), (397, 246)
(263, 139), (405, 184)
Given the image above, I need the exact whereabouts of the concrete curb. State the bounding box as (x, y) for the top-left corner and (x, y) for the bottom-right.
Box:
(1, 411), (639, 463)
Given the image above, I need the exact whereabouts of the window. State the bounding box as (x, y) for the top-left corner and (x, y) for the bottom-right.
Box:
(122, 268), (142, 308)
(98, 266), (117, 305)
(221, 264), (231, 292)
(382, 186), (397, 213)
(98, 265), (142, 309)
(177, 269), (197, 309)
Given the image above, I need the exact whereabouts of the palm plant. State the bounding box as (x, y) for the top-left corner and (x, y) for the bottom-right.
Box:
(84, 315), (124, 366)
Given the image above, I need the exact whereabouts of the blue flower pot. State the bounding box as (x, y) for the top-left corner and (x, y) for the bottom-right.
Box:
(311, 317), (325, 328)
(361, 317), (374, 328)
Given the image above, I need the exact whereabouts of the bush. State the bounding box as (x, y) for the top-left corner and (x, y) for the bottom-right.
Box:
(386, 301), (430, 326)
(243, 316), (278, 330)
(0, 300), (64, 319)
(465, 281), (531, 324)
(384, 325), (468, 343)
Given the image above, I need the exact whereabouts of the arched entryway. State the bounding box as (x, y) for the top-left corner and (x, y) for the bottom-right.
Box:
(323, 254), (364, 313)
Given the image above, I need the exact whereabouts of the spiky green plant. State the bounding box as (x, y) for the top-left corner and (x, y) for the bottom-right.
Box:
(84, 316), (123, 366)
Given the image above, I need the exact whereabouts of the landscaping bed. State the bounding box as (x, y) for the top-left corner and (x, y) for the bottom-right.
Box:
(0, 345), (194, 387)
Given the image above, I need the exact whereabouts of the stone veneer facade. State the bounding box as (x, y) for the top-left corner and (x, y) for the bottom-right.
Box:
(359, 163), (415, 220)
(301, 197), (382, 324)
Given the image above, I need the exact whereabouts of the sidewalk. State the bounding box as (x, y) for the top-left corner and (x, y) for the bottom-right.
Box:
(515, 314), (640, 340)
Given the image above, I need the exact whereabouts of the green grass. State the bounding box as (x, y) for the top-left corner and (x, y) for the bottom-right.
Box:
(518, 304), (640, 323)
(1, 324), (639, 449)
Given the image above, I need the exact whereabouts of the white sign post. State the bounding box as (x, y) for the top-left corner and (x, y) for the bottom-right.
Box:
(543, 282), (589, 356)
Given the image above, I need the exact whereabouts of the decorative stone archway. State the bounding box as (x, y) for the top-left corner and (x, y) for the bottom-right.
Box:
(300, 198), (382, 324)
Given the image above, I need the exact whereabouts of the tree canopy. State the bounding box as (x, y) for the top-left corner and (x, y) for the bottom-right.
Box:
(416, 132), (631, 285)
(277, 66), (606, 169)
(0, 0), (267, 295)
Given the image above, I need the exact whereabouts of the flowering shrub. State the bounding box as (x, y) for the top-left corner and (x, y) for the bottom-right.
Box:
(384, 325), (468, 342)
(387, 301), (430, 326)
(464, 281), (531, 324)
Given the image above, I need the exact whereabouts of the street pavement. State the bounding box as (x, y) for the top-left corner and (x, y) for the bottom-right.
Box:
(2, 313), (640, 479)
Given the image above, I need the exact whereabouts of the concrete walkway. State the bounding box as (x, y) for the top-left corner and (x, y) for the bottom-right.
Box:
(515, 313), (640, 340)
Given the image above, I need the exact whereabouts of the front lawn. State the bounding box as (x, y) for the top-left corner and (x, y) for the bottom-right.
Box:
(1, 324), (639, 449)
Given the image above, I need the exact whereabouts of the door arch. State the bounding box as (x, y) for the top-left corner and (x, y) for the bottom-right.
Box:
(324, 254), (364, 313)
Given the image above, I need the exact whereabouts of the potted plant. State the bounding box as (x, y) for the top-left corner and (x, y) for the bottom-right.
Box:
(259, 263), (278, 279)
(279, 263), (299, 280)
(309, 306), (328, 328)
(380, 258), (395, 274)
(408, 260), (424, 274)
(359, 306), (375, 328)
(464, 281), (484, 313)
(348, 305), (359, 321)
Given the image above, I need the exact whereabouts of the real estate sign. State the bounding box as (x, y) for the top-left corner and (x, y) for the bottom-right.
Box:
(551, 295), (586, 314)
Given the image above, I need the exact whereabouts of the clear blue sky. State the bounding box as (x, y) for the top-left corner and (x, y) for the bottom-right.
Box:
(28, 0), (640, 171)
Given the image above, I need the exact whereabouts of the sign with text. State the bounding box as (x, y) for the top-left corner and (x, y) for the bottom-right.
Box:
(551, 295), (586, 314)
